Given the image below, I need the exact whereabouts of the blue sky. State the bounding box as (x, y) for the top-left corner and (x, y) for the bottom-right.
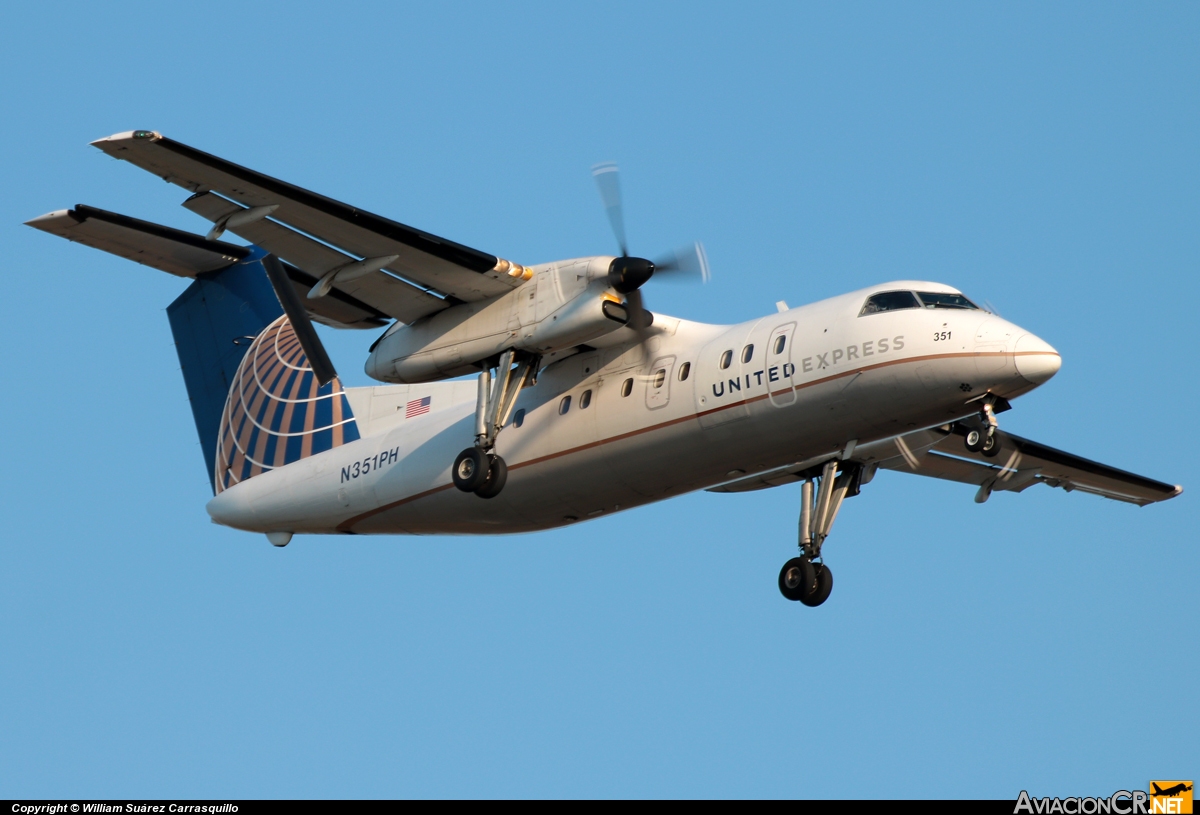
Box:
(1, 1), (1196, 799)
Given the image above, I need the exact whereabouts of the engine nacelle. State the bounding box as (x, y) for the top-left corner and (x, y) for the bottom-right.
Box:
(365, 257), (630, 384)
(523, 282), (628, 353)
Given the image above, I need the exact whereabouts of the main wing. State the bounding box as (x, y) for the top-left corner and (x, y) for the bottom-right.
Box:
(862, 426), (1181, 506)
(709, 425), (1181, 507)
(90, 130), (532, 312)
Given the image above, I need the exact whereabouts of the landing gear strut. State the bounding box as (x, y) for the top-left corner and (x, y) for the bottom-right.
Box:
(778, 459), (862, 606)
(453, 350), (537, 498)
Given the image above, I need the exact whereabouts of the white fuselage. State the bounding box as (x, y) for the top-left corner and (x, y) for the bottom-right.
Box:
(205, 280), (1060, 536)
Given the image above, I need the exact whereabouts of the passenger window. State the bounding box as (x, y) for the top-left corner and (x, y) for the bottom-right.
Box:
(678, 362), (691, 381)
(741, 344), (754, 364)
(860, 291), (920, 315)
(513, 408), (525, 428)
(652, 369), (666, 388)
(915, 291), (979, 310)
(580, 389), (592, 409)
(559, 395), (571, 415)
(719, 350), (733, 369)
(621, 378), (633, 397)
(773, 335), (786, 355)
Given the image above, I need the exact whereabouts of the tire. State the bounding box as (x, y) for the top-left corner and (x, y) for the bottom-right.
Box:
(964, 428), (985, 453)
(778, 557), (815, 602)
(452, 448), (489, 492)
(474, 455), (508, 499)
(800, 563), (833, 607)
(981, 433), (1001, 458)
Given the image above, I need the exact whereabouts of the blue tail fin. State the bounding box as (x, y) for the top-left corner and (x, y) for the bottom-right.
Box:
(167, 251), (359, 493)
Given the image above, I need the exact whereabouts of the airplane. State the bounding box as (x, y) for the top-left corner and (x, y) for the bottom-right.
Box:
(1152, 784), (1193, 798)
(26, 129), (1183, 607)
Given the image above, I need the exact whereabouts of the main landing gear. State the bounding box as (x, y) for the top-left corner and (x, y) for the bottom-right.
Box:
(453, 349), (538, 499)
(778, 459), (864, 606)
(962, 394), (1010, 458)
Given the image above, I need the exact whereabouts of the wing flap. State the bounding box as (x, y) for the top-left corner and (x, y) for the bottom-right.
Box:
(706, 454), (840, 493)
(26, 205), (247, 277)
(183, 192), (448, 325)
(92, 131), (525, 302)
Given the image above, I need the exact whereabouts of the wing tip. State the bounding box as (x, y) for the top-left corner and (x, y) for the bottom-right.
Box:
(1140, 484), (1183, 506)
(90, 130), (162, 150)
(24, 208), (80, 230)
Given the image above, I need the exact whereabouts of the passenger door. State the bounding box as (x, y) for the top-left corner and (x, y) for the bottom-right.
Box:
(767, 322), (797, 407)
(645, 355), (676, 410)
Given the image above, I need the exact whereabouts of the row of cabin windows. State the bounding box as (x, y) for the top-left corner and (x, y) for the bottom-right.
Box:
(513, 388), (592, 426)
(718, 335), (788, 370)
(515, 334), (791, 422)
(519, 359), (697, 422)
(555, 387), (593, 416)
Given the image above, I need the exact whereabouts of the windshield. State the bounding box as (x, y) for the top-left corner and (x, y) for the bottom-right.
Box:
(916, 291), (979, 310)
(860, 290), (921, 315)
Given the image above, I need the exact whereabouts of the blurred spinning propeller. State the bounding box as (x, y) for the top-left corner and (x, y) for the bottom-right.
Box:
(591, 162), (710, 335)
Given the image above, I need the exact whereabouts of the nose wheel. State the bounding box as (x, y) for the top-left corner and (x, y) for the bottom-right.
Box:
(964, 427), (1001, 457)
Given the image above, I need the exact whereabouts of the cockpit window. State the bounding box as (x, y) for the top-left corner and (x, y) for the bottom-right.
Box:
(916, 291), (979, 310)
(860, 291), (920, 316)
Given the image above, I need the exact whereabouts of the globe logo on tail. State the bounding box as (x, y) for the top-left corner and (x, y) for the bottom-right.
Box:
(215, 315), (359, 494)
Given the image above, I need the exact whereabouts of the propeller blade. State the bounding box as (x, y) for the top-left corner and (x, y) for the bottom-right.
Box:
(261, 253), (338, 386)
(652, 241), (711, 283)
(591, 161), (628, 257)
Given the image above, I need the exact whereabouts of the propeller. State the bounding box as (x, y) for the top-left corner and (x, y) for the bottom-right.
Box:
(590, 162), (709, 334)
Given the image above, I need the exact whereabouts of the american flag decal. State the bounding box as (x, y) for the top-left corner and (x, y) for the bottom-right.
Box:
(406, 395), (432, 418)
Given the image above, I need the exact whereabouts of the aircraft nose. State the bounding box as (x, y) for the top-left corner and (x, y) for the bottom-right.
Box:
(1014, 333), (1061, 386)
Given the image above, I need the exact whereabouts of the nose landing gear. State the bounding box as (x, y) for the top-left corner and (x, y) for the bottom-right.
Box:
(963, 394), (1010, 458)
(453, 350), (537, 499)
(778, 459), (862, 606)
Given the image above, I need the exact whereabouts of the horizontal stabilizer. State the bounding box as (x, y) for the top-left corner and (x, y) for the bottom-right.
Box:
(28, 204), (391, 330)
(26, 205), (247, 277)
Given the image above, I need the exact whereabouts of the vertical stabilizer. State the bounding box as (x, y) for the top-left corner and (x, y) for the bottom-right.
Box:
(167, 252), (359, 493)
